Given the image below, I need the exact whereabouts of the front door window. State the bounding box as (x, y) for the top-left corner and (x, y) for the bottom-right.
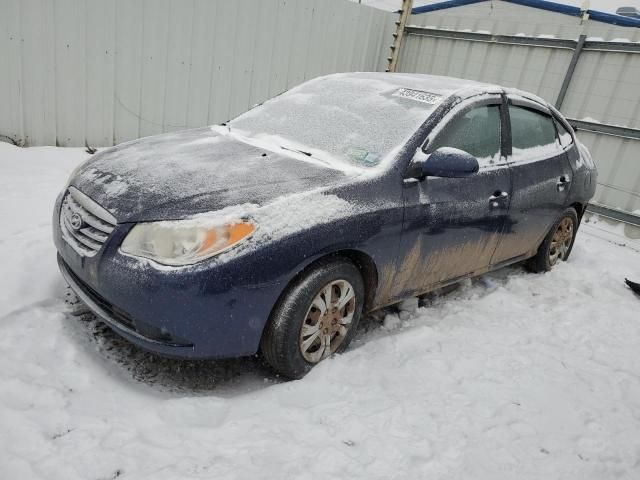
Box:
(429, 105), (502, 166)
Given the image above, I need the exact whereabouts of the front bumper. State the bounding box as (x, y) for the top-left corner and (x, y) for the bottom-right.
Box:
(53, 191), (288, 359)
(58, 254), (195, 351)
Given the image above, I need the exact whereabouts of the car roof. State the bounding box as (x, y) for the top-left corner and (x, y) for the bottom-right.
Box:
(329, 72), (502, 100)
(327, 72), (551, 109)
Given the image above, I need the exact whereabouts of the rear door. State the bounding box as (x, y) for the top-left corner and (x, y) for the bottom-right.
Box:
(395, 96), (512, 298)
(491, 96), (573, 265)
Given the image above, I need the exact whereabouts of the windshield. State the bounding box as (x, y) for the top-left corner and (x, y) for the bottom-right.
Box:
(229, 74), (444, 169)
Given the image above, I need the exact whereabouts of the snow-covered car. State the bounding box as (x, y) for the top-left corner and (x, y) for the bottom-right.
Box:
(54, 73), (597, 379)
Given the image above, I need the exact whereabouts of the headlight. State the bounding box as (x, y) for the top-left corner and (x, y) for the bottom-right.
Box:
(120, 218), (255, 266)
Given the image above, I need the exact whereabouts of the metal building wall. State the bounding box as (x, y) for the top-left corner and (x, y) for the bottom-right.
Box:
(397, 4), (640, 218)
(409, 1), (640, 41)
(0, 0), (395, 147)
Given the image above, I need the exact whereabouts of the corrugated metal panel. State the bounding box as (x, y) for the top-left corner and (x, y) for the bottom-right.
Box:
(409, 1), (640, 41)
(561, 50), (640, 129)
(578, 131), (640, 214)
(0, 0), (395, 147)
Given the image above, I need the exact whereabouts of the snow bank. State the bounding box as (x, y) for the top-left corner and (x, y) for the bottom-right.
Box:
(2, 143), (640, 479)
(0, 143), (89, 318)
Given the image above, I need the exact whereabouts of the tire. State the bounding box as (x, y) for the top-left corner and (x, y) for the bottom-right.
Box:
(260, 257), (365, 379)
(527, 207), (578, 273)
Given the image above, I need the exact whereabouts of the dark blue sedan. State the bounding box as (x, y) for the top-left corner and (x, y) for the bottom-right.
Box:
(54, 73), (597, 378)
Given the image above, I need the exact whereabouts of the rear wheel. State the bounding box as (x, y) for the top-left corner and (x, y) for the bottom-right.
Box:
(260, 258), (364, 379)
(527, 207), (578, 272)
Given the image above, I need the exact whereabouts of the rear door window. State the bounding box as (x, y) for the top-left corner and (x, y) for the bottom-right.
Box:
(508, 105), (561, 161)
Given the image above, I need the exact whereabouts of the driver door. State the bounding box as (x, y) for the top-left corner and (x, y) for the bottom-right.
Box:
(394, 96), (512, 298)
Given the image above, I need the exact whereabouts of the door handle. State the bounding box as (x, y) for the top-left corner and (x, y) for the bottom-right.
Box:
(489, 191), (508, 207)
(557, 175), (571, 191)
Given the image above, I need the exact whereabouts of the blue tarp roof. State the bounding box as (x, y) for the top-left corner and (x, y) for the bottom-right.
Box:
(411, 0), (640, 28)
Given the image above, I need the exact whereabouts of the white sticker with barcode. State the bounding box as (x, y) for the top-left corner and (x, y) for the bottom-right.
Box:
(393, 88), (442, 105)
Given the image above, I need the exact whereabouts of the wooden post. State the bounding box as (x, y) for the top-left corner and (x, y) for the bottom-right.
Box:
(386, 0), (413, 72)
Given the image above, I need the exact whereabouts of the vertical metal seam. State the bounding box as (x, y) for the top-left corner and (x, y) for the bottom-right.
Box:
(184, 0), (197, 129)
(204, 0), (219, 125)
(52, 0), (59, 146)
(17, 0), (26, 145)
(160, 0), (173, 133)
(225, 2), (241, 120)
(242, 0), (260, 113)
(111, 0), (118, 145)
(302, 0), (319, 80)
(136, 0), (146, 139)
(83, 0), (89, 147)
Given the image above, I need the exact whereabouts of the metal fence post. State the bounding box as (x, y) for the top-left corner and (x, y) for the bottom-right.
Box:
(555, 34), (587, 110)
(387, 0), (413, 72)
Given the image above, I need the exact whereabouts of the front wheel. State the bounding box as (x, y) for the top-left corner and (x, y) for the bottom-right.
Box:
(527, 207), (578, 272)
(260, 258), (364, 379)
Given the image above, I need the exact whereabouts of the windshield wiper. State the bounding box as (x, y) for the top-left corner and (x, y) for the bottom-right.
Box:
(281, 145), (312, 157)
(279, 145), (336, 168)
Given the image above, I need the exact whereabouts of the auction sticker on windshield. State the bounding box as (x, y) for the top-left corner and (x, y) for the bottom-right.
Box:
(393, 88), (442, 105)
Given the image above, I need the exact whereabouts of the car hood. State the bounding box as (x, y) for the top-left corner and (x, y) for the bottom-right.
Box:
(70, 127), (353, 222)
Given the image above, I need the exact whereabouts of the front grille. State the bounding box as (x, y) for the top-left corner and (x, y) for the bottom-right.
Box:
(60, 187), (117, 257)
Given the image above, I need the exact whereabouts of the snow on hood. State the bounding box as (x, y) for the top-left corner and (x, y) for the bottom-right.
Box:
(70, 127), (356, 223)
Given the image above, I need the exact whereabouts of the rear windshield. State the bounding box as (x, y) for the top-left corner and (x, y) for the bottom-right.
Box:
(229, 74), (443, 169)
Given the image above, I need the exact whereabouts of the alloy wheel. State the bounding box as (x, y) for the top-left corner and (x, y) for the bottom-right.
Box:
(299, 279), (356, 363)
(549, 217), (574, 265)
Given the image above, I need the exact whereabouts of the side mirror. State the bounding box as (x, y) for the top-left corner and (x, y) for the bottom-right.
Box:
(411, 147), (479, 179)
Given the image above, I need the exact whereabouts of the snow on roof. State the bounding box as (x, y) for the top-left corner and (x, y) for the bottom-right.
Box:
(331, 72), (500, 100)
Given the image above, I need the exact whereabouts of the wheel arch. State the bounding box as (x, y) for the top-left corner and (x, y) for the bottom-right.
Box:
(270, 248), (380, 322)
(333, 249), (379, 312)
(570, 202), (586, 222)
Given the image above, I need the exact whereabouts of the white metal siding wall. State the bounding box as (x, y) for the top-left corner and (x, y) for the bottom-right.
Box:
(562, 50), (640, 129)
(409, 1), (640, 41)
(0, 0), (395, 147)
(399, 35), (574, 100)
(398, 36), (640, 129)
(398, 9), (640, 216)
(580, 132), (640, 214)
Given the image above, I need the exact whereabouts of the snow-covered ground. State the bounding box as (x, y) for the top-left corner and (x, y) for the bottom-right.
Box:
(1, 142), (640, 479)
